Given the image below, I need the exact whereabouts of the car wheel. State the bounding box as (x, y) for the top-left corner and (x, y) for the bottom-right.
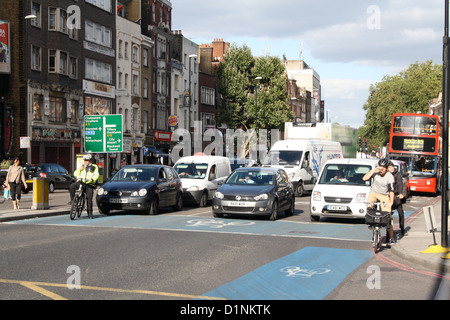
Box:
(49, 182), (55, 193)
(199, 191), (208, 207)
(310, 215), (320, 222)
(98, 205), (110, 216)
(269, 200), (278, 221)
(212, 210), (223, 218)
(149, 197), (159, 215)
(173, 192), (183, 211)
(285, 197), (295, 216)
(295, 182), (304, 197)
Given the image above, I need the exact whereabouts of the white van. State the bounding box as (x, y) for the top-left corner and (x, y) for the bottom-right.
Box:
(174, 156), (231, 206)
(310, 158), (379, 222)
(262, 139), (342, 196)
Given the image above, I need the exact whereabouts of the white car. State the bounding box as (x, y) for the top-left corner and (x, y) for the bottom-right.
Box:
(310, 158), (379, 222)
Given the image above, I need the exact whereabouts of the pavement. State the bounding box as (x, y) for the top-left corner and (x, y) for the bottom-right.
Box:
(0, 190), (449, 275)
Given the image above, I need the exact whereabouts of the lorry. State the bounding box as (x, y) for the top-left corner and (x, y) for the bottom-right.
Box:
(262, 139), (342, 196)
(284, 122), (358, 158)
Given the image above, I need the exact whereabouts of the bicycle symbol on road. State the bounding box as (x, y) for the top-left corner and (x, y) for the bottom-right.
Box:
(186, 219), (256, 229)
(280, 266), (331, 278)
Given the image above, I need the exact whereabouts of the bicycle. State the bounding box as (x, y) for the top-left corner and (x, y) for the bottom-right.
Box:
(365, 202), (392, 253)
(0, 183), (6, 204)
(70, 181), (88, 220)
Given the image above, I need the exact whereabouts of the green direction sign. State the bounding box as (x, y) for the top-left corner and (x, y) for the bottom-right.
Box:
(84, 115), (123, 153)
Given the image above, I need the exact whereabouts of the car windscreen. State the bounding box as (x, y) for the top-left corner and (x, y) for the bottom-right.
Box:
(111, 167), (157, 182)
(318, 164), (372, 186)
(225, 170), (275, 185)
(262, 150), (302, 166)
(174, 163), (208, 179)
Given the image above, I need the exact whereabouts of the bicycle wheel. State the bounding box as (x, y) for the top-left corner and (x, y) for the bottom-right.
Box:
(372, 228), (380, 253)
(77, 196), (85, 218)
(70, 195), (79, 220)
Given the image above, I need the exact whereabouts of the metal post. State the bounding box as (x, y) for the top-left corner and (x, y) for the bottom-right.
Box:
(441, 0), (449, 248)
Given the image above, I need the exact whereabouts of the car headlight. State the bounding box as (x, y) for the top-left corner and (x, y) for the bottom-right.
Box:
(288, 172), (295, 180)
(254, 193), (269, 201)
(187, 186), (199, 192)
(131, 189), (147, 197)
(355, 193), (366, 202)
(214, 191), (224, 199)
(312, 191), (321, 201)
(98, 188), (105, 195)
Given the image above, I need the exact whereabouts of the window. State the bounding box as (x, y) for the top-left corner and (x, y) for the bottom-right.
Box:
(118, 40), (123, 58)
(132, 74), (139, 95)
(85, 58), (112, 84)
(31, 2), (41, 28)
(48, 49), (69, 75)
(85, 0), (112, 12)
(31, 45), (41, 71)
(69, 57), (77, 78)
(49, 97), (67, 123)
(49, 8), (68, 33)
(143, 48), (148, 66)
(142, 111), (148, 134)
(132, 45), (139, 63)
(143, 78), (148, 98)
(201, 87), (215, 106)
(85, 20), (112, 48)
(124, 42), (129, 59)
(32, 94), (43, 121)
(70, 100), (78, 124)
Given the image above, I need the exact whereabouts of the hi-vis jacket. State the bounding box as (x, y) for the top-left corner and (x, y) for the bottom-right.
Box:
(74, 163), (99, 186)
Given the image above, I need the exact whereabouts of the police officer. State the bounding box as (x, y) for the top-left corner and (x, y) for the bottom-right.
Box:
(69, 154), (99, 219)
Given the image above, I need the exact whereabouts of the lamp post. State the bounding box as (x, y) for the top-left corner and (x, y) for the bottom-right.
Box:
(188, 54), (197, 133)
(254, 77), (262, 134)
(441, 0), (449, 250)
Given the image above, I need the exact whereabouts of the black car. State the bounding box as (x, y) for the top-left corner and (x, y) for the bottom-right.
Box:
(96, 165), (183, 215)
(212, 167), (295, 220)
(23, 163), (75, 193)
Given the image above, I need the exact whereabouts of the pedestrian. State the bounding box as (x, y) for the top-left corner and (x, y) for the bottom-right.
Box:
(5, 157), (27, 209)
(388, 161), (407, 237)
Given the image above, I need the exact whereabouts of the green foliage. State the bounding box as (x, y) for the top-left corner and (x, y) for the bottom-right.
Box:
(361, 60), (442, 147)
(216, 44), (294, 130)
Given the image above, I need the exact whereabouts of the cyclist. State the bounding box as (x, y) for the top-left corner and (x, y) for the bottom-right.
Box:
(363, 158), (395, 244)
(69, 154), (99, 219)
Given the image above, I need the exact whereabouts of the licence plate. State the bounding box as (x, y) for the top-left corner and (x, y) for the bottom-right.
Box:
(110, 198), (128, 203)
(228, 201), (254, 207)
(327, 205), (347, 211)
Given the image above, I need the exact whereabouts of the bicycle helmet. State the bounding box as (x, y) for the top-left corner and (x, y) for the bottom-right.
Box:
(377, 158), (390, 168)
(83, 154), (92, 161)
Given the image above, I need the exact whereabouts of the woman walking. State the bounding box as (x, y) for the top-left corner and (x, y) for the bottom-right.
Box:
(5, 157), (27, 209)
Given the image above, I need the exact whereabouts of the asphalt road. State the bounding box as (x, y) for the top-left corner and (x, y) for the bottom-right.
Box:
(0, 191), (445, 308)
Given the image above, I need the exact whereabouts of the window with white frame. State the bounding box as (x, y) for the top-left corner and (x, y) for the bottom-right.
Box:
(132, 74), (139, 96)
(31, 2), (41, 28)
(31, 45), (41, 71)
(201, 87), (215, 106)
(143, 78), (148, 98)
(143, 48), (148, 66)
(132, 45), (139, 63)
(48, 7), (68, 33)
(48, 49), (69, 74)
(85, 58), (112, 84)
(85, 0), (112, 12)
(85, 20), (112, 48)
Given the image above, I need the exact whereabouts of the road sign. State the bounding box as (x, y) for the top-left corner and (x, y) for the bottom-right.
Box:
(84, 115), (123, 153)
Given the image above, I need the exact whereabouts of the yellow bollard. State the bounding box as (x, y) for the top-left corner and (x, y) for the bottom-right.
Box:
(31, 177), (49, 210)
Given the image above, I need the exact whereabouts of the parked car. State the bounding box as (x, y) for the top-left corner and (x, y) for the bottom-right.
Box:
(23, 163), (75, 193)
(212, 167), (295, 221)
(96, 165), (183, 216)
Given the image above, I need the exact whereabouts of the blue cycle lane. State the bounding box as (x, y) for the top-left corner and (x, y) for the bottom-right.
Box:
(9, 213), (411, 300)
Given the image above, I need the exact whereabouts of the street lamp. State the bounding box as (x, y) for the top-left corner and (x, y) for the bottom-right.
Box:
(254, 77), (262, 134)
(188, 54), (197, 133)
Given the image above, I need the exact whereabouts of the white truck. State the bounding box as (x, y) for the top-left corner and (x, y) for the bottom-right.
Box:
(262, 139), (342, 196)
(284, 122), (357, 158)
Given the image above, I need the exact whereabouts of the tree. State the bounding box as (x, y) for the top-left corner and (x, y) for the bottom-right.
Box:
(360, 60), (442, 147)
(216, 44), (294, 131)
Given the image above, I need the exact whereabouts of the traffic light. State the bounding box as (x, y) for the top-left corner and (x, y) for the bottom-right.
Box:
(364, 139), (368, 150)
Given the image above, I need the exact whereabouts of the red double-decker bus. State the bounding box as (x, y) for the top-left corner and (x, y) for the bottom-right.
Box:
(388, 113), (442, 194)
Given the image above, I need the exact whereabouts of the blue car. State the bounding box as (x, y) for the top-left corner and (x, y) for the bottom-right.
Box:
(96, 165), (183, 215)
(212, 167), (295, 220)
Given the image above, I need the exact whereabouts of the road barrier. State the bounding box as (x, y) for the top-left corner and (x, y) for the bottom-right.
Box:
(31, 177), (49, 210)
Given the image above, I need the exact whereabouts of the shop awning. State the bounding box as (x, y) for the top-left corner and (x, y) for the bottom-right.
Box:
(144, 146), (168, 157)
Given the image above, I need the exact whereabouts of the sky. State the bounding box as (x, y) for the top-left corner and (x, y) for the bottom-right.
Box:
(170, 0), (444, 129)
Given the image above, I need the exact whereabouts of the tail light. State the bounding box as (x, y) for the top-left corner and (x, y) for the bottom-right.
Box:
(40, 172), (47, 178)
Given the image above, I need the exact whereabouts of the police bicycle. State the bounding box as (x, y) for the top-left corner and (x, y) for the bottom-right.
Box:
(70, 180), (88, 220)
(365, 202), (392, 253)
